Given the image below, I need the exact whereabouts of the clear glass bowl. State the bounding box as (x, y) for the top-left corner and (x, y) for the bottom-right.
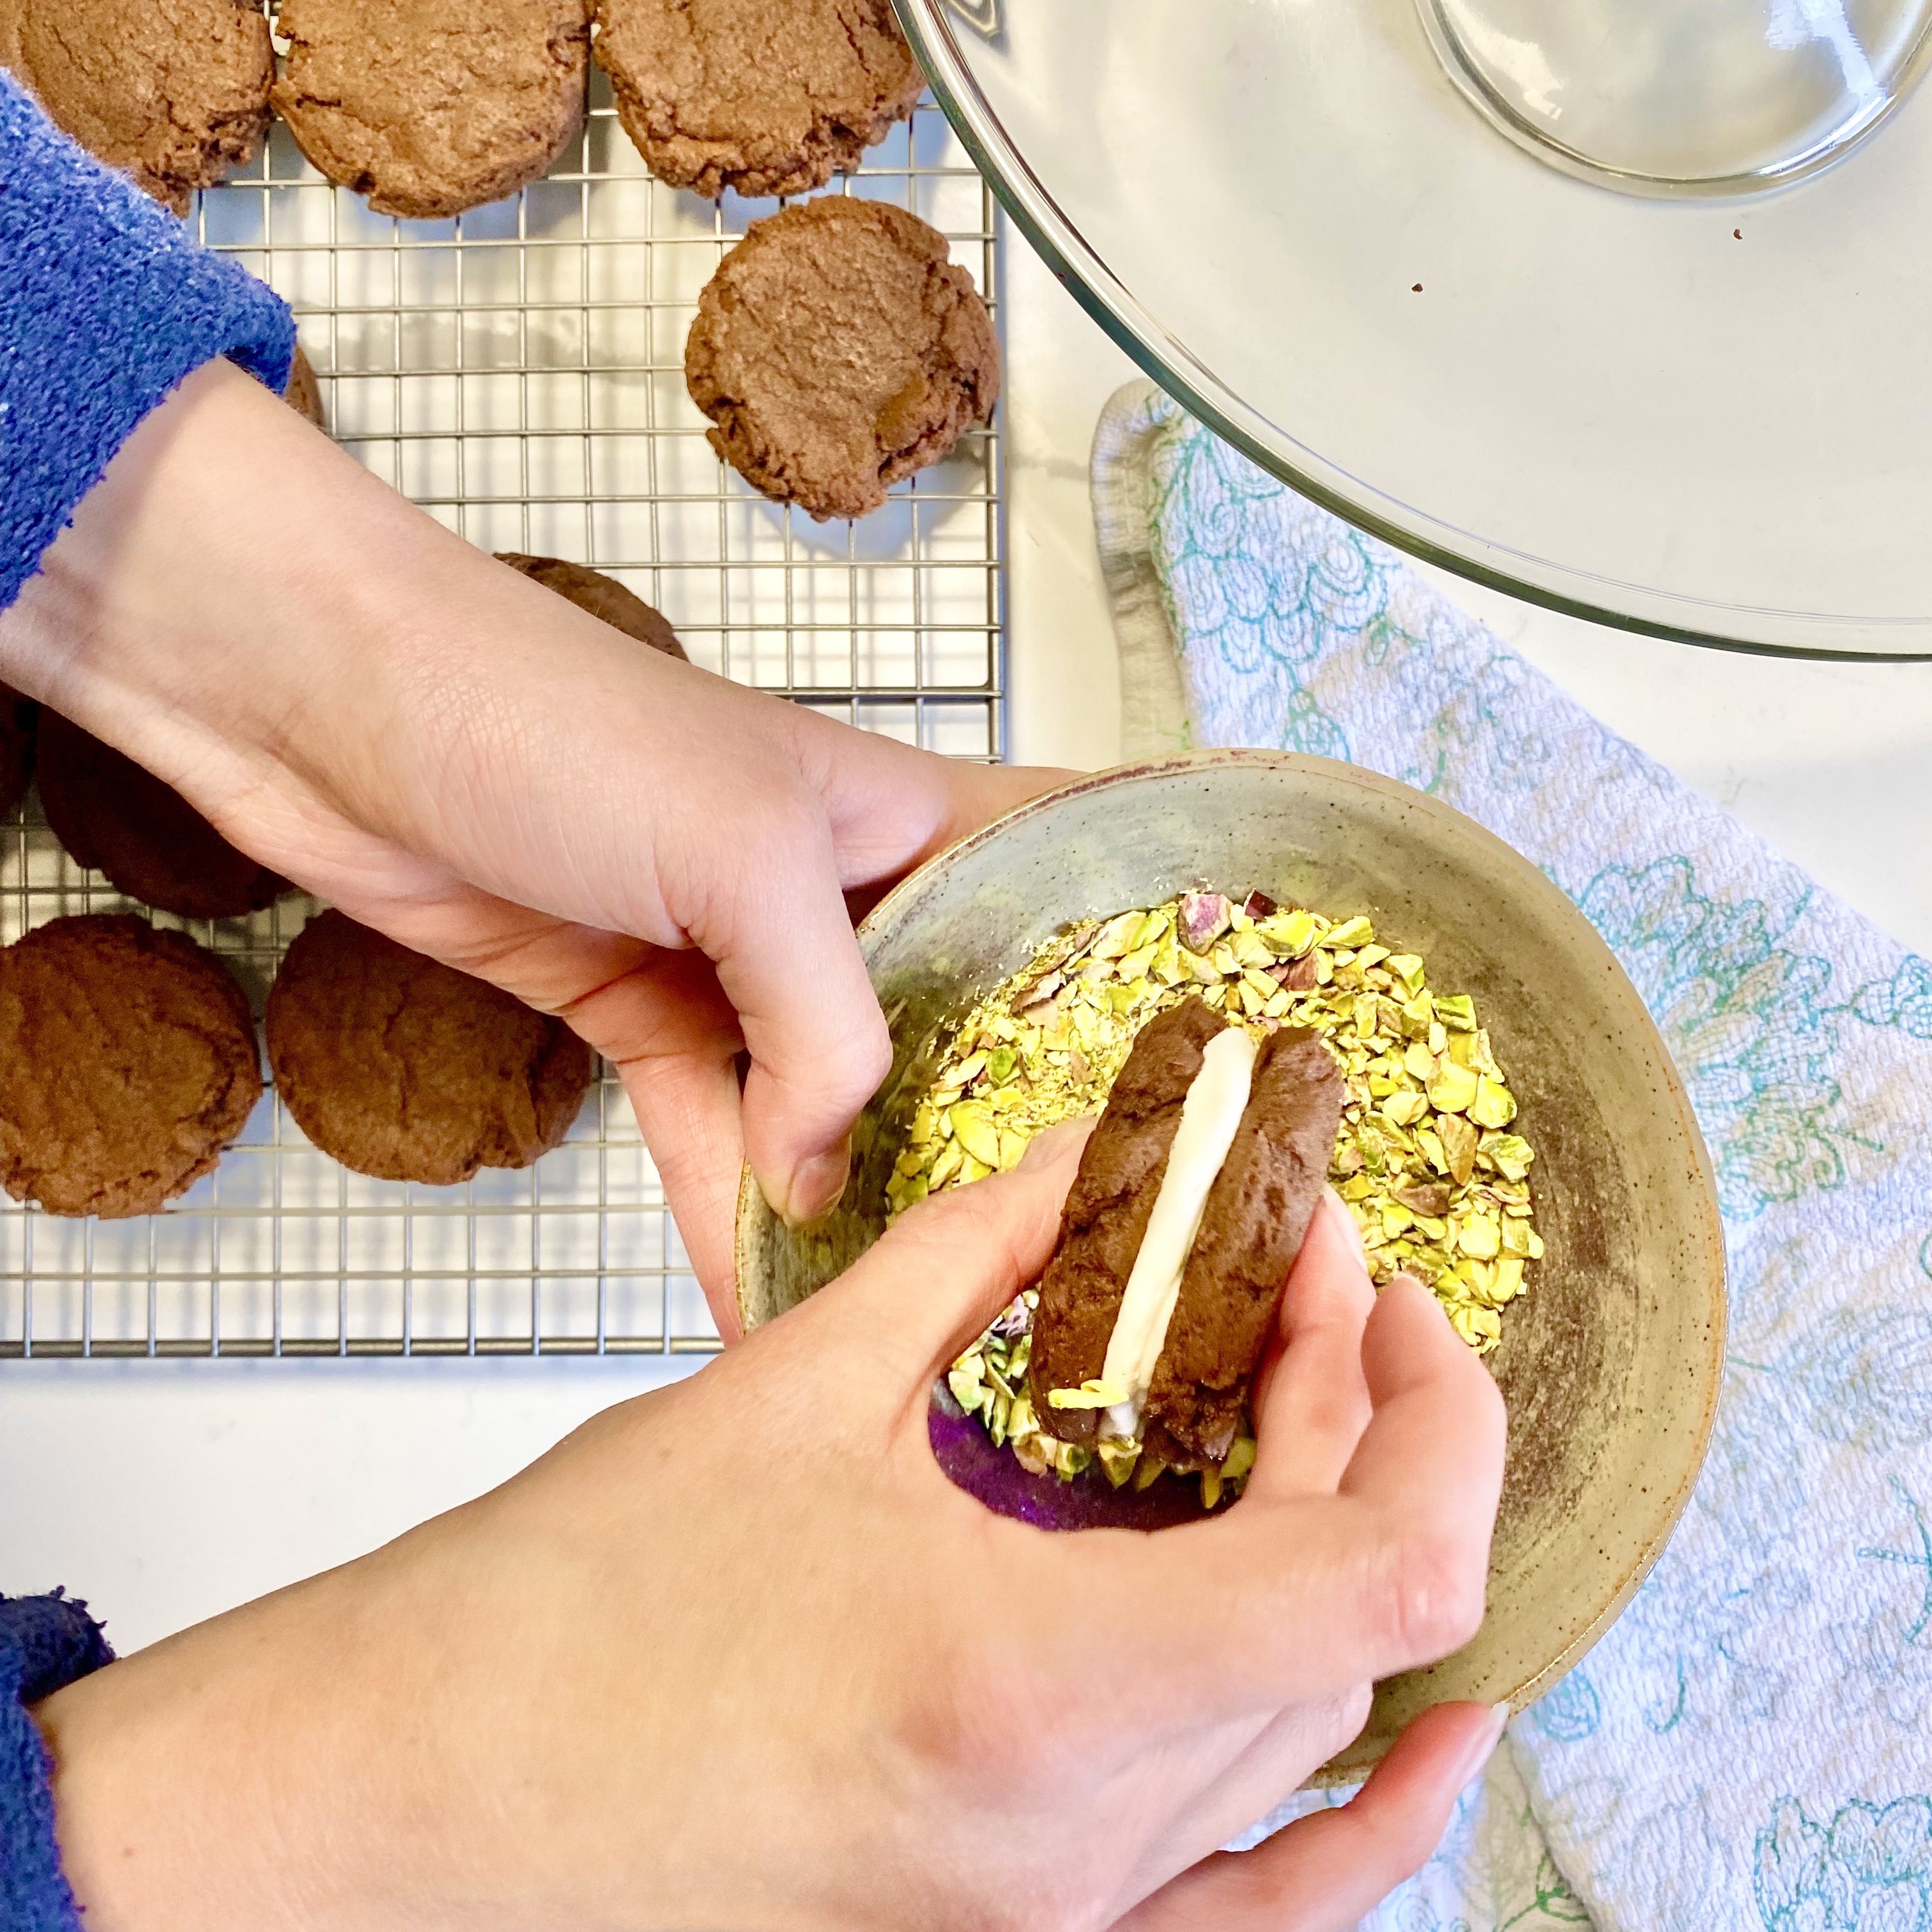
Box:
(901, 0), (1932, 656)
(1419, 0), (1932, 198)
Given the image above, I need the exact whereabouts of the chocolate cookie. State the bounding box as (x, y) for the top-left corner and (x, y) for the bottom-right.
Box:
(494, 553), (687, 659)
(272, 0), (592, 220)
(1025, 999), (1223, 1446)
(0, 914), (263, 1218)
(36, 710), (289, 921)
(266, 910), (595, 1184)
(1142, 1024), (1344, 1468)
(0, 0), (273, 213)
(284, 345), (328, 433)
(0, 684), (34, 820)
(686, 197), (1000, 521)
(594, 0), (921, 200)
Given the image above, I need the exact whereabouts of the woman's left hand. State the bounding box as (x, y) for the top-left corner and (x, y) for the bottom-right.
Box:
(0, 358), (1069, 1322)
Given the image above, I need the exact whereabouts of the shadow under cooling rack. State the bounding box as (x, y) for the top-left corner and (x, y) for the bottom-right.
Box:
(3, 76), (1004, 1360)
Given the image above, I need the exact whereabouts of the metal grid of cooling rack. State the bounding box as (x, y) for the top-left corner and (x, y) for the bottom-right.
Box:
(0, 65), (1004, 1361)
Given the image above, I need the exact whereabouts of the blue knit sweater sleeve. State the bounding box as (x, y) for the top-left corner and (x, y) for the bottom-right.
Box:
(0, 69), (295, 611)
(0, 1593), (114, 1932)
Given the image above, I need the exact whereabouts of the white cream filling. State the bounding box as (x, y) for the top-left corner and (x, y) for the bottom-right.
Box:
(1097, 1026), (1258, 1443)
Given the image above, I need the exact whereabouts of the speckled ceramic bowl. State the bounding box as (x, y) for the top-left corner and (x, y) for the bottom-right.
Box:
(735, 750), (1724, 1779)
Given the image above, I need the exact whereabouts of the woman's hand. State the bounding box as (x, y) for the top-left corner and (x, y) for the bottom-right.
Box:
(34, 1126), (1510, 1932)
(0, 359), (1067, 1322)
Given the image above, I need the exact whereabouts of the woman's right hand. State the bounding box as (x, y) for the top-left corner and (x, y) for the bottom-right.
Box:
(34, 1123), (1508, 1932)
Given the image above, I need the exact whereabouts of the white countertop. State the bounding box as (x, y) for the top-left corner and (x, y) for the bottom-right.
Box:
(8, 219), (1932, 1657)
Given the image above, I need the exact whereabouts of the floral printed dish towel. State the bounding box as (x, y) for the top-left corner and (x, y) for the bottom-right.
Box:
(1092, 379), (1932, 1932)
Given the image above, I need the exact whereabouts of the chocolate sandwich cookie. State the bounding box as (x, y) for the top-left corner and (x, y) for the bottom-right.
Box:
(494, 553), (687, 659)
(1027, 997), (1344, 1473)
(0, 0), (273, 213)
(685, 196), (1000, 523)
(1142, 1025), (1346, 1466)
(0, 914), (263, 1218)
(594, 0), (921, 201)
(284, 345), (328, 433)
(272, 0), (592, 220)
(1025, 999), (1224, 1445)
(36, 710), (289, 921)
(0, 684), (34, 820)
(266, 910), (594, 1185)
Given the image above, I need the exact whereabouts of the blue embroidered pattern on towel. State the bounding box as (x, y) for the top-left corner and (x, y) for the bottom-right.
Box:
(1091, 381), (1932, 1932)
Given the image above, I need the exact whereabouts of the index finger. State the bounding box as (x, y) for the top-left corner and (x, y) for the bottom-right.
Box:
(1032, 1276), (1506, 1734)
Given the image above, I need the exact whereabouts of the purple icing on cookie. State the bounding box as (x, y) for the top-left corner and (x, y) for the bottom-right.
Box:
(927, 1391), (1211, 1532)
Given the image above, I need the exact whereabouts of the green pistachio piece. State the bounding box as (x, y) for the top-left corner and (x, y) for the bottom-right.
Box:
(1469, 1077), (1517, 1129)
(1480, 1133), (1535, 1181)
(1426, 1059), (1480, 1114)
(1258, 907), (1319, 957)
(947, 1101), (1003, 1169)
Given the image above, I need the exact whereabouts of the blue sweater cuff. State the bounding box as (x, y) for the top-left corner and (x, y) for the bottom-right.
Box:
(0, 69), (296, 611)
(0, 1593), (113, 1932)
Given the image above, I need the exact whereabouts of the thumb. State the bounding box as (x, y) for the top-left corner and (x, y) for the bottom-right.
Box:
(713, 806), (892, 1229)
(814, 1119), (1092, 1397)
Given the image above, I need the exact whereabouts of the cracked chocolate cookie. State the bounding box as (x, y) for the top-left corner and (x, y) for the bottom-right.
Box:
(0, 0), (272, 212)
(272, 0), (592, 220)
(0, 684), (34, 821)
(0, 914), (263, 1218)
(266, 910), (595, 1185)
(685, 197), (999, 521)
(36, 709), (289, 921)
(494, 553), (687, 659)
(594, 0), (921, 200)
(284, 345), (328, 433)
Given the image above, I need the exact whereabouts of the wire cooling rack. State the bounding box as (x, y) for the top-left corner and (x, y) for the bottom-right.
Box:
(0, 66), (1004, 1361)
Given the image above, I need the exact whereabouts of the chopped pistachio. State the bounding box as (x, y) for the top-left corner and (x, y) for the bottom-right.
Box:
(1177, 892), (1234, 953)
(947, 1101), (1002, 1169)
(1469, 1077), (1517, 1129)
(1426, 1059), (1480, 1114)
(1387, 953), (1427, 995)
(1482, 1133), (1535, 1182)
(1434, 993), (1477, 1032)
(1097, 1438), (1141, 1488)
(1458, 1216), (1502, 1260)
(1091, 910), (1146, 960)
(1048, 1379), (1128, 1409)
(1438, 1112), (1479, 1186)
(1259, 907), (1319, 957)
(1222, 1436), (1258, 1485)
(1324, 916), (1376, 949)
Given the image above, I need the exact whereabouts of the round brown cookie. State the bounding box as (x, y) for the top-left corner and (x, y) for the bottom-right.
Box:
(594, 0), (921, 201)
(0, 684), (34, 820)
(494, 553), (687, 659)
(283, 346), (328, 433)
(36, 710), (289, 921)
(0, 0), (272, 214)
(272, 0), (592, 220)
(0, 914), (262, 1218)
(685, 197), (1000, 521)
(266, 910), (595, 1185)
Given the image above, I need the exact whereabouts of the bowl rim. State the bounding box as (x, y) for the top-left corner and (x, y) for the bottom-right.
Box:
(734, 747), (1727, 1720)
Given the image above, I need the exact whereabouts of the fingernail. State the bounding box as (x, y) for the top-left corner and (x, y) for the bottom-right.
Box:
(1388, 1269), (1427, 1296)
(779, 1142), (851, 1227)
(1018, 1116), (1095, 1170)
(1322, 1184), (1368, 1265)
(1454, 1701), (1511, 1788)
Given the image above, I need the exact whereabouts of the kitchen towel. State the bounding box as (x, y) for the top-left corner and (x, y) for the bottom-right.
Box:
(1093, 378), (1932, 1932)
